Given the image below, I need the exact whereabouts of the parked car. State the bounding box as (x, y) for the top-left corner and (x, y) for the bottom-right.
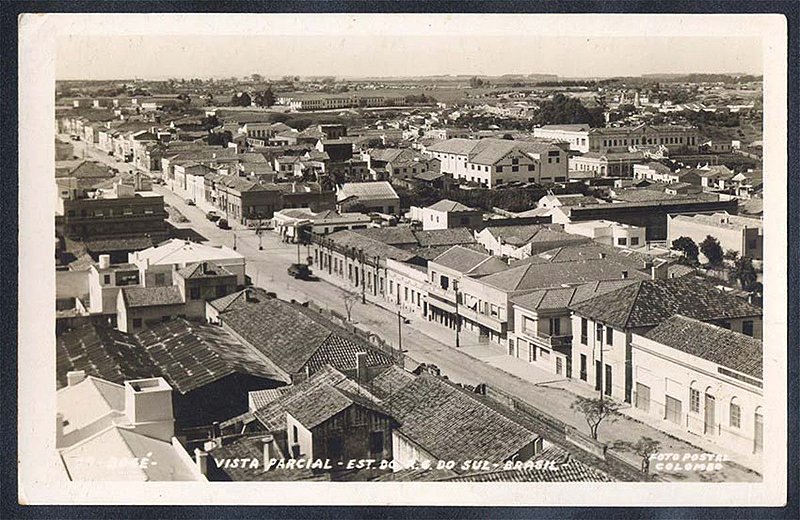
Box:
(206, 211), (221, 222)
(287, 263), (312, 280)
(217, 218), (230, 230)
(185, 199), (195, 206)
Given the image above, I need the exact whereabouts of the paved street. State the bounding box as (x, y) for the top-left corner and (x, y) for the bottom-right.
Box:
(64, 137), (761, 482)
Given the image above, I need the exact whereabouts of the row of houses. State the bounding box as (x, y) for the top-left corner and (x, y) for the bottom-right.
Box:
(308, 222), (764, 458)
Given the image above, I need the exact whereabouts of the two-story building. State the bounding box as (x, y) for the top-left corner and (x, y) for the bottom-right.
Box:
(569, 278), (763, 404)
(426, 138), (568, 187)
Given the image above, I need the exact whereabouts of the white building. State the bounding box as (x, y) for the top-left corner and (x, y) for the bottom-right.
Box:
(412, 199), (483, 231)
(56, 373), (206, 481)
(129, 239), (246, 286)
(631, 316), (763, 457)
(667, 212), (763, 260)
(563, 220), (646, 249)
(426, 138), (568, 188)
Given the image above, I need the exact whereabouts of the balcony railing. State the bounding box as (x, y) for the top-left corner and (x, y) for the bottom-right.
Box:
(522, 329), (573, 350)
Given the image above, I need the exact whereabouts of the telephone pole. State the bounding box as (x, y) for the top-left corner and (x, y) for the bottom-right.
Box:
(454, 281), (461, 349)
(397, 310), (403, 353)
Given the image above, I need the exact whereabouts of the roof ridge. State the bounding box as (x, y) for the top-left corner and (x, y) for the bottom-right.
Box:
(621, 281), (647, 329)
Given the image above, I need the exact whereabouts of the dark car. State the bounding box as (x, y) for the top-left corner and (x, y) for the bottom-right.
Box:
(206, 211), (221, 222)
(217, 218), (230, 230)
(287, 263), (312, 280)
(185, 199), (196, 206)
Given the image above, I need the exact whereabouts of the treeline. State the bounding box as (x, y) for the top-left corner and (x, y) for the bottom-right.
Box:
(533, 93), (605, 127)
(397, 183), (588, 213)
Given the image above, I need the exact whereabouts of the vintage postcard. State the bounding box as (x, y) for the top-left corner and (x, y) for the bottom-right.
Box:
(17, 12), (788, 506)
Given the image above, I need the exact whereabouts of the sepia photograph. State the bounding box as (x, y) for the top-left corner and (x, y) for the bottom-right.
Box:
(16, 11), (790, 507)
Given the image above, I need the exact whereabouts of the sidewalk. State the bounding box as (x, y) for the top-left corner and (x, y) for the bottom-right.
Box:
(315, 273), (762, 482)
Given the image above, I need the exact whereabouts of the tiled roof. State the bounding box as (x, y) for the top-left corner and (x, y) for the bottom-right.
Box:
(519, 242), (656, 271)
(431, 245), (502, 274)
(426, 199), (474, 212)
(57, 319), (279, 394)
(176, 261), (234, 279)
(413, 170), (444, 181)
(121, 286), (184, 308)
(479, 258), (648, 292)
(367, 365), (417, 399)
(83, 236), (155, 253)
(305, 334), (391, 374)
(352, 227), (418, 245)
(253, 366), (384, 433)
(217, 290), (389, 376)
(326, 230), (418, 262)
(208, 435), (329, 482)
(248, 387), (292, 411)
(570, 278), (762, 330)
(511, 280), (639, 312)
(444, 444), (614, 482)
(134, 319), (280, 393)
(642, 315), (762, 379)
(56, 324), (155, 389)
(485, 224), (586, 247)
(412, 228), (476, 247)
(336, 181), (399, 202)
(425, 138), (479, 155)
(387, 373), (540, 464)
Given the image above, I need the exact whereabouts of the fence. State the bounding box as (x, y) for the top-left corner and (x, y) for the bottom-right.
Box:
(480, 383), (660, 481)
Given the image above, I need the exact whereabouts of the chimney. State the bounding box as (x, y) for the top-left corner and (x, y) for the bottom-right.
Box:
(262, 434), (277, 463)
(355, 352), (368, 385)
(621, 270), (629, 279)
(124, 378), (175, 441)
(194, 448), (208, 476)
(66, 370), (86, 386)
(599, 252), (606, 259)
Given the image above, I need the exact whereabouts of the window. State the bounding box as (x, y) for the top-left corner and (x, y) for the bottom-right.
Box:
(389, 280), (394, 294)
(132, 318), (142, 328)
(549, 317), (561, 336)
(370, 431), (384, 454)
(635, 383), (651, 412)
(404, 287), (408, 301)
(103, 274), (111, 284)
(556, 358), (563, 375)
(579, 354), (587, 381)
(440, 275), (449, 290)
(580, 318), (588, 344)
(606, 326), (614, 346)
(512, 166), (519, 172)
(730, 399), (741, 428)
(630, 237), (640, 246)
(511, 158), (519, 165)
(596, 322), (603, 343)
(617, 237), (628, 246)
(497, 166), (503, 173)
(528, 165), (534, 171)
(604, 365), (613, 396)
(292, 425), (299, 443)
(190, 287), (201, 300)
(742, 320), (754, 337)
(690, 387), (701, 413)
(665, 395), (682, 425)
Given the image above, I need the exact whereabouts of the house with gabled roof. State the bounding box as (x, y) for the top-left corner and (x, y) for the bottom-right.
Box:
(631, 315), (763, 458)
(569, 277), (762, 403)
(415, 199), (483, 230)
(207, 288), (394, 384)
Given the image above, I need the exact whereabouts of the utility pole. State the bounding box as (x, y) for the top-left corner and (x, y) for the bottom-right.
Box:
(397, 310), (403, 353)
(233, 231), (237, 251)
(258, 229), (263, 250)
(454, 280), (460, 349)
(599, 325), (604, 402)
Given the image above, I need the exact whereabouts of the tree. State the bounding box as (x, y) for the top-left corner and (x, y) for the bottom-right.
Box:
(671, 236), (699, 265)
(729, 256), (758, 291)
(631, 437), (661, 474)
(255, 87), (275, 107)
(723, 249), (740, 262)
(230, 92), (252, 107)
(250, 73), (263, 83)
(570, 396), (622, 441)
(343, 292), (360, 322)
(699, 235), (724, 266)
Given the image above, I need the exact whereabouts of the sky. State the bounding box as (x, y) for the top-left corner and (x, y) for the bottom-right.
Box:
(55, 16), (764, 80)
